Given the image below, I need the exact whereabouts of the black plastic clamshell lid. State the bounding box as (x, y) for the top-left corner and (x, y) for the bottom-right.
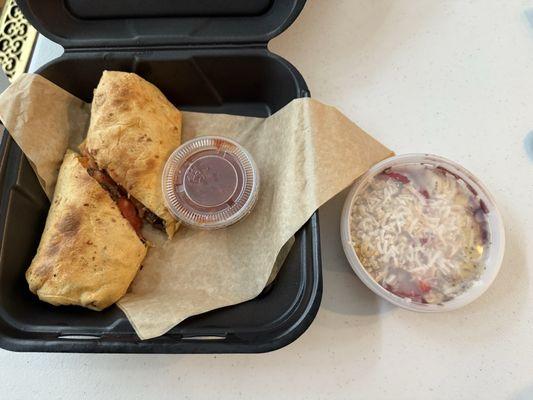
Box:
(16, 0), (307, 48)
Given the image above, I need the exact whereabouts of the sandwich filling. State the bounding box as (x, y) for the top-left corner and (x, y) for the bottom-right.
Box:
(79, 154), (166, 239)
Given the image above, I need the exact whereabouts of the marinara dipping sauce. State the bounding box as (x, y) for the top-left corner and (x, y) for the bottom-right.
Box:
(162, 136), (259, 229)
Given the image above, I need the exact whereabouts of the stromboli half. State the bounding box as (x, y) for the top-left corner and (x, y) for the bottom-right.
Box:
(26, 150), (147, 311)
(84, 71), (182, 238)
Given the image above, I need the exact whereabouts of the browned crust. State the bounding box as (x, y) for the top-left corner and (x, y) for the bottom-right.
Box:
(84, 71), (182, 238)
(25, 150), (147, 310)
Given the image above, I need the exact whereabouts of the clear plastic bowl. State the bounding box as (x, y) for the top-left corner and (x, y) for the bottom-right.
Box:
(340, 154), (505, 312)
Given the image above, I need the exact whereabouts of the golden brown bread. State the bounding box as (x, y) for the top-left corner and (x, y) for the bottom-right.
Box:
(84, 71), (182, 237)
(25, 150), (147, 311)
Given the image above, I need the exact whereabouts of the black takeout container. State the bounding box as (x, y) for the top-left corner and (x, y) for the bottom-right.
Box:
(0, 0), (322, 353)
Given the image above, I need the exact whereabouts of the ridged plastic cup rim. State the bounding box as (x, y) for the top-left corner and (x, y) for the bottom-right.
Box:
(162, 136), (259, 229)
(340, 153), (505, 312)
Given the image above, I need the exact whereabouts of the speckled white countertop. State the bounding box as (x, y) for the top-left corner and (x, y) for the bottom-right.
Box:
(1, 1), (533, 399)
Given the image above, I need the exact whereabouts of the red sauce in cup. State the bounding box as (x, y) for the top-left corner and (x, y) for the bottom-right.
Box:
(163, 136), (259, 229)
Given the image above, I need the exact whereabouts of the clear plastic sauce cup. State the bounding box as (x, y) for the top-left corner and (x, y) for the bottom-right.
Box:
(163, 136), (259, 229)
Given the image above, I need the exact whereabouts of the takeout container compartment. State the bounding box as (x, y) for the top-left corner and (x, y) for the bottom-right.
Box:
(0, 0), (322, 353)
(341, 154), (505, 312)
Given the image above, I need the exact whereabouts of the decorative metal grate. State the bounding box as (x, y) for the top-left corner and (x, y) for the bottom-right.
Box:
(0, 0), (36, 80)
